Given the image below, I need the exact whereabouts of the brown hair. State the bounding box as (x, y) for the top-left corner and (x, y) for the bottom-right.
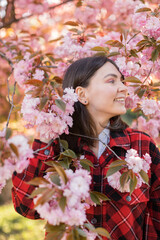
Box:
(61, 56), (128, 153)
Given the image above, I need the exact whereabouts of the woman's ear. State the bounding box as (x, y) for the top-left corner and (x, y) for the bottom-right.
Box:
(75, 86), (88, 105)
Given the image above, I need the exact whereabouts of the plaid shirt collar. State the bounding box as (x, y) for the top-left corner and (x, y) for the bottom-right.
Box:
(81, 128), (131, 153)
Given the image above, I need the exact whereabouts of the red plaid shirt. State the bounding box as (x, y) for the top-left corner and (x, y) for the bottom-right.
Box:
(12, 128), (160, 240)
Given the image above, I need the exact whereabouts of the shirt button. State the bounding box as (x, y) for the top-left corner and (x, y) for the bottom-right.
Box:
(106, 153), (109, 156)
(93, 163), (99, 168)
(126, 195), (132, 202)
(91, 218), (97, 224)
(44, 149), (50, 155)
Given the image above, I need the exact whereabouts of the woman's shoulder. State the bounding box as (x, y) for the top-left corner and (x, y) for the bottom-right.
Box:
(124, 127), (152, 141)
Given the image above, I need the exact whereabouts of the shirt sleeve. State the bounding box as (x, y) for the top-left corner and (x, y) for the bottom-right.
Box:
(144, 139), (160, 239)
(12, 139), (59, 219)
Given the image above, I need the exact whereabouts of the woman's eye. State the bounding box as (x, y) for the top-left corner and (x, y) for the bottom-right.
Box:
(107, 79), (115, 83)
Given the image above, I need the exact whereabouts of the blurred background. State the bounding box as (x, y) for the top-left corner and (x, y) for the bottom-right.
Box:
(0, 0), (159, 239)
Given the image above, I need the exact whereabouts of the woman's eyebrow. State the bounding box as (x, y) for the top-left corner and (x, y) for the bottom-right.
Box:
(103, 74), (118, 79)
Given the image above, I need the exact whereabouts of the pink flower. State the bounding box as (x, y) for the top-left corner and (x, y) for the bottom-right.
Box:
(137, 116), (159, 138)
(143, 153), (151, 172)
(125, 149), (143, 173)
(74, 6), (100, 25)
(33, 69), (44, 81)
(125, 94), (140, 109)
(14, 57), (34, 88)
(63, 88), (78, 103)
(143, 16), (160, 39)
(141, 99), (158, 115)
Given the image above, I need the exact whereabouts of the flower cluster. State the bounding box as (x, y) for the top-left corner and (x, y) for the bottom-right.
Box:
(21, 88), (78, 141)
(136, 116), (160, 139)
(34, 169), (92, 226)
(107, 149), (151, 193)
(13, 53), (34, 89)
(0, 130), (33, 193)
(15, 0), (49, 14)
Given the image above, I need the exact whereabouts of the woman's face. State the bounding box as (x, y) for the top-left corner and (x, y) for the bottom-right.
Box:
(85, 61), (128, 125)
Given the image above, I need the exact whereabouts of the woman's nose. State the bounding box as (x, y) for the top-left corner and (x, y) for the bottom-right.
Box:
(118, 81), (128, 93)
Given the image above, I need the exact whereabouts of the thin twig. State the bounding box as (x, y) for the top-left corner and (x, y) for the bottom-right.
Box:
(69, 132), (122, 160)
(0, 39), (15, 59)
(127, 31), (141, 44)
(142, 67), (152, 85)
(6, 81), (16, 128)
(33, 139), (54, 153)
(37, 65), (57, 68)
(0, 51), (14, 109)
(0, 0), (74, 29)
(0, 51), (13, 67)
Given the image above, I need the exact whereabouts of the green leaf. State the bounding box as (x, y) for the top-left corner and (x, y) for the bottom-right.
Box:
(52, 162), (68, 184)
(90, 191), (110, 201)
(80, 159), (94, 168)
(45, 222), (66, 233)
(73, 228), (82, 240)
(59, 196), (67, 212)
(39, 96), (49, 111)
(53, 76), (63, 84)
(130, 49), (139, 58)
(151, 88), (160, 92)
(49, 174), (61, 186)
(80, 162), (90, 171)
(136, 39), (149, 47)
(136, 89), (146, 98)
(45, 223), (66, 240)
(76, 0), (83, 7)
(76, 228), (87, 237)
(25, 79), (43, 86)
(27, 177), (50, 186)
(105, 165), (123, 178)
(64, 21), (79, 26)
(9, 143), (19, 157)
(91, 46), (107, 52)
(55, 99), (66, 112)
(93, 227), (110, 239)
(45, 167), (56, 172)
(151, 49), (159, 62)
(136, 7), (151, 13)
(34, 188), (56, 206)
(106, 40), (124, 48)
(123, 76), (142, 83)
(58, 158), (71, 169)
(152, 82), (160, 87)
(59, 139), (68, 150)
(46, 233), (64, 240)
(84, 223), (95, 231)
(139, 170), (149, 185)
(5, 128), (12, 140)
(107, 52), (120, 57)
(120, 171), (129, 190)
(60, 149), (77, 159)
(29, 187), (48, 198)
(129, 173), (137, 195)
(66, 231), (74, 240)
(108, 160), (127, 168)
(90, 192), (101, 205)
(69, 28), (79, 33)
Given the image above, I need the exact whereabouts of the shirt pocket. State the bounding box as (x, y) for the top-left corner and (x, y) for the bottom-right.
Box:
(104, 184), (150, 206)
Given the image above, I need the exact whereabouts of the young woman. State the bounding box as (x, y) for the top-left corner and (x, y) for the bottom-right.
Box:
(12, 56), (160, 240)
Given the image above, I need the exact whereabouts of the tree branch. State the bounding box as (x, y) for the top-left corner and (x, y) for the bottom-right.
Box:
(0, 0), (74, 29)
(69, 132), (122, 160)
(0, 51), (13, 67)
